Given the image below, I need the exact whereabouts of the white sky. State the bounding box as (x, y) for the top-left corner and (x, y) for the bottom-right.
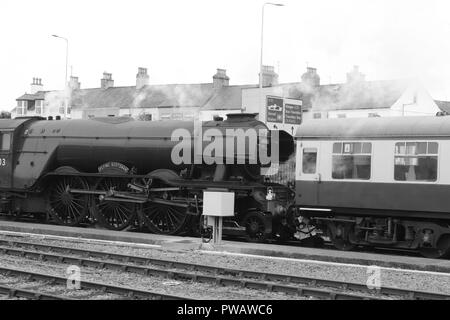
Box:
(1, 0), (450, 110)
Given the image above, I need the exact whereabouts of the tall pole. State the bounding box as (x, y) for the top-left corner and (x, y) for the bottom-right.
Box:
(259, 4), (266, 91)
(52, 35), (69, 119)
(259, 3), (284, 117)
(65, 38), (68, 88)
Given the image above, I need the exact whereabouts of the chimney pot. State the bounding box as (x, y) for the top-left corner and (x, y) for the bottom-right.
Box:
(260, 65), (279, 87)
(213, 68), (230, 89)
(301, 66), (320, 87)
(136, 67), (149, 90)
(30, 77), (44, 94)
(347, 65), (365, 83)
(69, 76), (81, 90)
(101, 72), (114, 89)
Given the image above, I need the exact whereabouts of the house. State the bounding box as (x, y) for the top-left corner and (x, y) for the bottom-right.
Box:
(15, 78), (47, 117)
(12, 68), (252, 121)
(306, 66), (442, 119)
(13, 65), (450, 136)
(241, 66), (447, 134)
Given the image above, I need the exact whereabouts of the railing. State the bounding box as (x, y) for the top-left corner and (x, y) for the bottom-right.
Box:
(264, 156), (296, 186)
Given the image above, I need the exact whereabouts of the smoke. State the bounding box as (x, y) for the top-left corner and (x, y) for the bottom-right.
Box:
(310, 78), (414, 112)
(131, 84), (214, 120)
(44, 87), (72, 116)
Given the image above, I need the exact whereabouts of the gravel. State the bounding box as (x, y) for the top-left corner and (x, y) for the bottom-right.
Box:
(0, 253), (305, 300)
(0, 233), (449, 297)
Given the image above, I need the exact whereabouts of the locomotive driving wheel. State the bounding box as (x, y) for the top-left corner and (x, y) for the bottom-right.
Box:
(243, 211), (270, 243)
(142, 201), (189, 235)
(93, 178), (137, 231)
(419, 234), (450, 259)
(328, 222), (356, 251)
(48, 176), (89, 226)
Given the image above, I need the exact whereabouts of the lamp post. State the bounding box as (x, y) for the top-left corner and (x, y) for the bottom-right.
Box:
(259, 3), (284, 115)
(52, 34), (69, 119)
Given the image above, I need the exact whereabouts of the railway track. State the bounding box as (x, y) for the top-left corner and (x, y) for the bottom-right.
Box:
(0, 265), (190, 300)
(0, 237), (448, 300)
(0, 283), (69, 300)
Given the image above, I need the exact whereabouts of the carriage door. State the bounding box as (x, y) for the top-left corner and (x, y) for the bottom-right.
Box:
(0, 130), (13, 188)
(296, 142), (320, 206)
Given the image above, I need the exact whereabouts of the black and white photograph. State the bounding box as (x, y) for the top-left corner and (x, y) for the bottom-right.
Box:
(0, 0), (449, 312)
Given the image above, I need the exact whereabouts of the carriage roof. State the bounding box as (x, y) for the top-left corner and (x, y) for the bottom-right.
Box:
(295, 116), (450, 140)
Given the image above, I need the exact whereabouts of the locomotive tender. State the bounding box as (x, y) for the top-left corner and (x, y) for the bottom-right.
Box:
(293, 116), (450, 258)
(0, 114), (294, 241)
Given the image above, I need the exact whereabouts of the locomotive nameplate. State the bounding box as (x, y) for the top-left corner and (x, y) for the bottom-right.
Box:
(98, 161), (130, 174)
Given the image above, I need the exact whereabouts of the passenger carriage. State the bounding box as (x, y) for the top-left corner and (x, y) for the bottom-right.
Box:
(294, 116), (450, 258)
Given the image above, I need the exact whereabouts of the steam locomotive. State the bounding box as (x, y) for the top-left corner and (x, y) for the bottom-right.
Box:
(0, 114), (295, 241)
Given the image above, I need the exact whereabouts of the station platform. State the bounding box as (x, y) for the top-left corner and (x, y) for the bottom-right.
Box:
(0, 220), (449, 273)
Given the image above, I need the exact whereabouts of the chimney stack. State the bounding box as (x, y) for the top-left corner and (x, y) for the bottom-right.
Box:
(260, 65), (279, 87)
(213, 68), (230, 89)
(136, 67), (149, 90)
(301, 67), (320, 87)
(101, 72), (114, 89)
(30, 77), (44, 94)
(347, 65), (365, 84)
(69, 76), (81, 90)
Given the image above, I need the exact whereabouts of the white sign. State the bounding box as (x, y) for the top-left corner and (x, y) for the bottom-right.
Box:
(203, 191), (235, 217)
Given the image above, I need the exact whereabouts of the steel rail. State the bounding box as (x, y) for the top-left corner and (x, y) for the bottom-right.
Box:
(0, 244), (376, 300)
(1, 239), (445, 300)
(0, 284), (70, 300)
(0, 265), (190, 300)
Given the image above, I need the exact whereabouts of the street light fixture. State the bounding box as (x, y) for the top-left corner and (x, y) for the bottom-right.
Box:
(259, 2), (284, 116)
(260, 2), (284, 89)
(52, 34), (69, 119)
(52, 34), (69, 87)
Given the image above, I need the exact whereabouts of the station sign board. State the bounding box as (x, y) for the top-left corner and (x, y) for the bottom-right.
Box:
(266, 96), (284, 123)
(266, 96), (302, 125)
(284, 103), (302, 124)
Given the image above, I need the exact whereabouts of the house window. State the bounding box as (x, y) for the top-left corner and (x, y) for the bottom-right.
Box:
(0, 133), (11, 151)
(35, 100), (43, 115)
(313, 113), (322, 119)
(302, 148), (317, 174)
(16, 101), (27, 115)
(332, 142), (372, 180)
(368, 113), (380, 118)
(394, 142), (438, 182)
(337, 114), (347, 118)
(160, 113), (171, 120)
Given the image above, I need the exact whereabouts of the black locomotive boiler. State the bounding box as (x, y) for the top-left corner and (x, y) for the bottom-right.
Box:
(0, 114), (294, 241)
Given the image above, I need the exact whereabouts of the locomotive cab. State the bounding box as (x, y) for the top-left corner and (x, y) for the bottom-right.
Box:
(0, 117), (43, 189)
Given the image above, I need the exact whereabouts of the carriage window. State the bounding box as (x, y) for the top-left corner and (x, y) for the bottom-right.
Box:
(332, 142), (372, 180)
(302, 148), (317, 174)
(394, 142), (438, 182)
(0, 133), (11, 151)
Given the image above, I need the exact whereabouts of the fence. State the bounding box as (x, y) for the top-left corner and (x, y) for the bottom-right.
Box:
(264, 156), (296, 186)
